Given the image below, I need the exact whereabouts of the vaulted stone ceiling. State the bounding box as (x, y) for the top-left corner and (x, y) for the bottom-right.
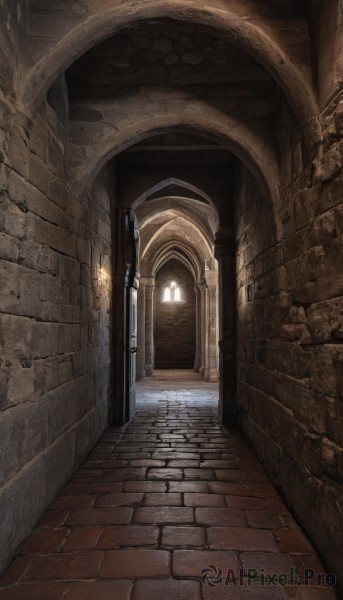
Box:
(66, 20), (274, 99)
(65, 16), (281, 169)
(56, 0), (317, 200)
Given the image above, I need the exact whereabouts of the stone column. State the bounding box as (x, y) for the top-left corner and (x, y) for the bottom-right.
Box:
(203, 286), (210, 380)
(194, 286), (201, 372)
(205, 269), (219, 382)
(215, 229), (236, 426)
(145, 278), (155, 376)
(111, 207), (127, 426)
(199, 282), (207, 376)
(136, 279), (146, 381)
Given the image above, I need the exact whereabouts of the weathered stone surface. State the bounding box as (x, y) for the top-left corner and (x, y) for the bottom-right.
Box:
(236, 155), (343, 592)
(32, 322), (59, 358)
(0, 136), (112, 578)
(0, 2), (342, 594)
(0, 400), (49, 487)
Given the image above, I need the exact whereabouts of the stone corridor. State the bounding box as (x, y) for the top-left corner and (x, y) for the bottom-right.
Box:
(0, 372), (337, 600)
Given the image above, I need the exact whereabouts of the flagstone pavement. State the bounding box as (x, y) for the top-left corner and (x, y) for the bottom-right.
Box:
(0, 371), (338, 600)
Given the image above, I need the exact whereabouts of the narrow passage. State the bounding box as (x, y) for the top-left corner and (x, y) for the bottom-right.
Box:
(0, 372), (337, 600)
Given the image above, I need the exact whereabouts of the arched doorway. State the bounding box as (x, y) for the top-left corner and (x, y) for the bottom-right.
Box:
(154, 259), (196, 370)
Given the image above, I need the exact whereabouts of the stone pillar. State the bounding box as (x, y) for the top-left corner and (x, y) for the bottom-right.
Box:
(145, 278), (155, 376)
(112, 207), (127, 426)
(205, 270), (219, 382)
(136, 279), (146, 381)
(215, 229), (237, 426)
(199, 282), (207, 376)
(203, 286), (210, 380)
(194, 286), (201, 372)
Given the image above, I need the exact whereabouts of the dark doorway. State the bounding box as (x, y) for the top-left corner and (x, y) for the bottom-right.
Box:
(154, 259), (196, 369)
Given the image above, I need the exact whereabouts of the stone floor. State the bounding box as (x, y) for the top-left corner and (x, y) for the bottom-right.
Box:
(0, 371), (338, 600)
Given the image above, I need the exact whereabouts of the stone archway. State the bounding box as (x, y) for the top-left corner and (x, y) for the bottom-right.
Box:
(136, 206), (219, 384)
(70, 116), (282, 239)
(154, 258), (197, 370)
(21, 1), (322, 157)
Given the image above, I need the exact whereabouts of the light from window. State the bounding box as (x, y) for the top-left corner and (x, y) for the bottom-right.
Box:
(163, 281), (181, 302)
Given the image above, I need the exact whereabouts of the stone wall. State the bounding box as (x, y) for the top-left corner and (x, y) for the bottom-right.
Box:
(0, 1), (29, 100)
(235, 93), (343, 586)
(154, 260), (196, 369)
(0, 0), (342, 589)
(0, 88), (113, 573)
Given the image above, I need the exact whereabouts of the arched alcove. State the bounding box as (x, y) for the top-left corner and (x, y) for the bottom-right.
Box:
(154, 259), (196, 369)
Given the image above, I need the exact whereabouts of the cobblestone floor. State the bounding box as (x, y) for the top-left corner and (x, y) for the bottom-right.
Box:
(0, 371), (338, 599)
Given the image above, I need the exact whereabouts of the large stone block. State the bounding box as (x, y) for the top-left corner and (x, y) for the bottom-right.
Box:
(32, 214), (77, 258)
(76, 237), (91, 265)
(72, 351), (86, 378)
(18, 267), (42, 318)
(0, 197), (28, 240)
(6, 165), (31, 212)
(322, 144), (342, 183)
(60, 304), (74, 322)
(58, 356), (73, 384)
(37, 245), (58, 275)
(95, 365), (111, 402)
(0, 314), (32, 363)
(282, 229), (308, 262)
(58, 254), (81, 284)
(320, 174), (343, 212)
(34, 358), (60, 396)
(291, 380), (326, 435)
(0, 232), (18, 262)
(27, 152), (56, 200)
(309, 346), (343, 398)
(29, 113), (48, 161)
(49, 175), (69, 210)
(32, 322), (59, 358)
(305, 298), (343, 343)
(275, 455), (343, 589)
(294, 186), (319, 230)
(7, 363), (35, 406)
(26, 186), (68, 230)
(0, 399), (49, 487)
(266, 340), (310, 379)
(39, 274), (63, 305)
(0, 423), (78, 576)
(6, 125), (29, 178)
(46, 379), (81, 444)
(58, 323), (81, 354)
(0, 260), (41, 318)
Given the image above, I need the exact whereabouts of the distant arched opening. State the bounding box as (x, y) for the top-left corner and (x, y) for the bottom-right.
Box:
(154, 260), (196, 369)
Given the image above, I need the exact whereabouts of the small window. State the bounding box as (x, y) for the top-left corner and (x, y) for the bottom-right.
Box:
(163, 287), (171, 302)
(163, 281), (182, 302)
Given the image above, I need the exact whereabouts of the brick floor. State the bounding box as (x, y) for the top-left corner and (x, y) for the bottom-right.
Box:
(0, 371), (338, 600)
(133, 579), (201, 600)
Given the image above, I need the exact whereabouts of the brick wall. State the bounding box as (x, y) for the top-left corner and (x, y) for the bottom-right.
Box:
(154, 260), (196, 369)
